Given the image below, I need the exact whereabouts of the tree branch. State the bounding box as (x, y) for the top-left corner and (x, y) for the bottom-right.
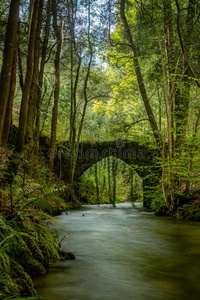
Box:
(124, 118), (149, 133)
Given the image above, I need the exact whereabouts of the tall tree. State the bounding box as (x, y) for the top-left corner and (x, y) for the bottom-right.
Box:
(0, 0), (20, 144)
(120, 0), (161, 147)
(67, 0), (94, 189)
(35, 0), (51, 154)
(1, 27), (19, 146)
(49, 0), (62, 170)
(15, 0), (40, 152)
(175, 0), (197, 152)
(26, 0), (44, 144)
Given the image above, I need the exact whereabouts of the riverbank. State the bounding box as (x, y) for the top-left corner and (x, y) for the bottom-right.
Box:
(0, 147), (76, 299)
(153, 199), (200, 221)
(0, 211), (75, 300)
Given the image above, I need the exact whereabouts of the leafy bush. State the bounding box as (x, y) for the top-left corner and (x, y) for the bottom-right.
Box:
(175, 200), (200, 221)
(150, 190), (168, 216)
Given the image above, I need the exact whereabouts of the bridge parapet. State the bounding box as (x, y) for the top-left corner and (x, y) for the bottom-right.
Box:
(52, 140), (158, 180)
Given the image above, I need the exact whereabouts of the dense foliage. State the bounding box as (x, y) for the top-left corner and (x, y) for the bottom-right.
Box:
(0, 0), (200, 298)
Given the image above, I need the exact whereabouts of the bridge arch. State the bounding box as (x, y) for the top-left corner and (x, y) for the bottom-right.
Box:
(52, 140), (160, 208)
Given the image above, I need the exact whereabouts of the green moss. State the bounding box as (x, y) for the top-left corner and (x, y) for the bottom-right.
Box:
(0, 260), (37, 299)
(13, 242), (33, 261)
(0, 273), (21, 300)
(59, 249), (76, 260)
(23, 258), (46, 277)
(21, 233), (44, 263)
(10, 260), (37, 297)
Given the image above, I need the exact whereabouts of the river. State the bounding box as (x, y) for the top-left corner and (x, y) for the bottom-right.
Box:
(34, 203), (200, 300)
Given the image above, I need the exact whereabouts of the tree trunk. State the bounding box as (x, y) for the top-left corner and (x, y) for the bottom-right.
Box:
(186, 107), (200, 192)
(15, 0), (40, 153)
(107, 156), (112, 204)
(162, 0), (176, 210)
(112, 157), (117, 207)
(174, 0), (195, 153)
(35, 0), (51, 154)
(18, 22), (24, 91)
(1, 29), (19, 146)
(175, 67), (190, 153)
(26, 0), (44, 144)
(0, 0), (20, 144)
(95, 163), (100, 205)
(120, 0), (161, 148)
(49, 0), (62, 170)
(130, 167), (134, 203)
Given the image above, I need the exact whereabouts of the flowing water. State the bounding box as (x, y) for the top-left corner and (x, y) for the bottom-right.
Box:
(34, 203), (200, 300)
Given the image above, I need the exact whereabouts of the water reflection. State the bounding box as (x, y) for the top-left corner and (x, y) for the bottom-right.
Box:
(34, 203), (200, 300)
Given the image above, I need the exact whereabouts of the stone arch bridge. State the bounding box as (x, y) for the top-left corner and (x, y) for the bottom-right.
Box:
(41, 139), (160, 208)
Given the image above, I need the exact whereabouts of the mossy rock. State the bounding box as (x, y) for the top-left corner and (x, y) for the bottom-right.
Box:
(0, 260), (37, 299)
(13, 241), (33, 261)
(12, 237), (46, 273)
(44, 204), (64, 216)
(59, 249), (76, 260)
(13, 242), (46, 276)
(0, 273), (21, 300)
(22, 257), (46, 277)
(10, 259), (37, 297)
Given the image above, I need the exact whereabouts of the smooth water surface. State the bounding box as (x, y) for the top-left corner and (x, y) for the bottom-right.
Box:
(34, 203), (200, 300)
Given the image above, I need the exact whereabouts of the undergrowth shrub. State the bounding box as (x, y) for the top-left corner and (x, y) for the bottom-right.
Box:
(150, 189), (167, 216)
(0, 151), (73, 299)
(175, 200), (200, 220)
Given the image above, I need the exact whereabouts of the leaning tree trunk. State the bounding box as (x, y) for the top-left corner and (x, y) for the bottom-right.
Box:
(120, 0), (161, 148)
(0, 0), (20, 144)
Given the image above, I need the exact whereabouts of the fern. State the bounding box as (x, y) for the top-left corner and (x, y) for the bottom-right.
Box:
(0, 248), (10, 273)
(36, 231), (60, 261)
(20, 232), (44, 262)
(19, 185), (69, 211)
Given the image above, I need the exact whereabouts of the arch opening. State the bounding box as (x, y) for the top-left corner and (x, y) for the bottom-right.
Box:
(78, 157), (143, 206)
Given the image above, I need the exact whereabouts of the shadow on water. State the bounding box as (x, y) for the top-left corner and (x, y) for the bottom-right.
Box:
(34, 203), (200, 300)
